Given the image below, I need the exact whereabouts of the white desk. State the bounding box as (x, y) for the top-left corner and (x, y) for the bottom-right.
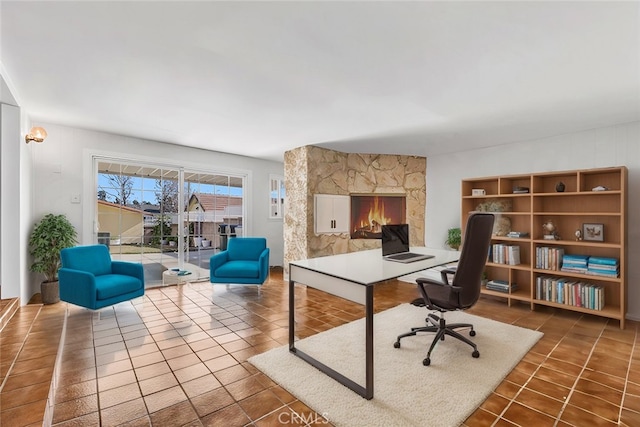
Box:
(288, 247), (460, 400)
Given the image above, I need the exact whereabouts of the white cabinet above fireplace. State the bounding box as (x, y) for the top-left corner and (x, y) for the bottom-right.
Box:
(314, 194), (350, 234)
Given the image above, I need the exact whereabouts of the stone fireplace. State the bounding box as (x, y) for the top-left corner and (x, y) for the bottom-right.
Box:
(350, 194), (406, 239)
(283, 146), (426, 273)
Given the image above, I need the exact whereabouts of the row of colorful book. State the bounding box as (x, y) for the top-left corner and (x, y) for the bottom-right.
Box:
(491, 244), (520, 265)
(536, 276), (605, 310)
(536, 246), (564, 271)
(560, 254), (619, 278)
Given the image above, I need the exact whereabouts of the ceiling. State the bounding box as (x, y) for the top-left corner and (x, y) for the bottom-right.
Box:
(1, 1), (639, 163)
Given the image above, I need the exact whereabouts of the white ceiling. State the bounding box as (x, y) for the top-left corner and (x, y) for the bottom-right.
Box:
(1, 1), (639, 163)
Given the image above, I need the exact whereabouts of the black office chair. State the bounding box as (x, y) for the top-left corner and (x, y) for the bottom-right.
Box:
(394, 212), (495, 366)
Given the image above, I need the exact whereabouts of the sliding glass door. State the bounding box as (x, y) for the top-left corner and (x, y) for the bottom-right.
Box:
(183, 172), (244, 277)
(95, 159), (245, 287)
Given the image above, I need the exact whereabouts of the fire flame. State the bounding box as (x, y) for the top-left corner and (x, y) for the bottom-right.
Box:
(355, 197), (392, 234)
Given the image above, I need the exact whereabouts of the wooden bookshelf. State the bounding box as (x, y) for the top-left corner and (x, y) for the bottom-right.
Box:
(461, 166), (628, 328)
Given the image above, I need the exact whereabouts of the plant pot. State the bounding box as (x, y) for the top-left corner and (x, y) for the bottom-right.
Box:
(193, 237), (203, 247)
(41, 280), (60, 304)
(201, 239), (211, 248)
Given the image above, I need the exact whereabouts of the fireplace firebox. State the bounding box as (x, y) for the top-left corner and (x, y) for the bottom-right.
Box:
(350, 194), (406, 239)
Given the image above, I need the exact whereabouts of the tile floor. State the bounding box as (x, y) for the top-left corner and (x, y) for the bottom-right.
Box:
(1, 268), (639, 426)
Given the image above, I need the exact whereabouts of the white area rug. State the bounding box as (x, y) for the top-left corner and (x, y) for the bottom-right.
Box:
(249, 304), (542, 427)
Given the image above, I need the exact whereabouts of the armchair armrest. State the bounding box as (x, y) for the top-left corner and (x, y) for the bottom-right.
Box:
(58, 268), (98, 308)
(258, 248), (270, 281)
(112, 261), (144, 284)
(210, 251), (230, 274)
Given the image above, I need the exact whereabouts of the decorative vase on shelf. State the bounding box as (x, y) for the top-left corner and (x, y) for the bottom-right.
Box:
(555, 182), (565, 192)
(542, 221), (559, 240)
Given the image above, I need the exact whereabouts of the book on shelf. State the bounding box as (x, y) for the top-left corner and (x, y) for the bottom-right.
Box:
(491, 244), (520, 265)
(588, 256), (619, 266)
(560, 254), (589, 273)
(507, 231), (529, 238)
(512, 186), (529, 194)
(586, 269), (619, 278)
(562, 254), (589, 264)
(586, 256), (619, 278)
(561, 267), (588, 274)
(535, 276), (605, 310)
(536, 247), (564, 270)
(486, 279), (518, 293)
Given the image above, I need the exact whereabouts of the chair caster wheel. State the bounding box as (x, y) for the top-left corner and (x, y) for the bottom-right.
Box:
(423, 358), (431, 366)
(470, 330), (476, 337)
(472, 350), (480, 358)
(394, 341), (400, 349)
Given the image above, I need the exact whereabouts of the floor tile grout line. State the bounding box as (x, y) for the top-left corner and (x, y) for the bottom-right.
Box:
(43, 303), (70, 427)
(0, 305), (43, 393)
(618, 323), (638, 424)
(164, 283), (298, 425)
(491, 311), (577, 426)
(47, 275), (639, 426)
(129, 289), (240, 423)
(554, 318), (617, 426)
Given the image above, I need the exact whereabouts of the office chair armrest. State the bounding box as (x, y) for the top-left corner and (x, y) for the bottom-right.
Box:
(440, 267), (457, 284)
(416, 276), (445, 286)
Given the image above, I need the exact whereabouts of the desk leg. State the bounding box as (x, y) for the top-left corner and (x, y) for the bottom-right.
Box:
(289, 277), (295, 350)
(365, 285), (373, 399)
(288, 275), (374, 400)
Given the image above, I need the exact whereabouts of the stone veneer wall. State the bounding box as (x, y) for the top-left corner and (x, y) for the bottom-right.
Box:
(284, 145), (426, 274)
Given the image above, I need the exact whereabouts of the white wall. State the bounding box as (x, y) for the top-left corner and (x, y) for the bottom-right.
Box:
(28, 122), (284, 298)
(0, 69), (33, 304)
(426, 121), (640, 320)
(0, 104), (21, 299)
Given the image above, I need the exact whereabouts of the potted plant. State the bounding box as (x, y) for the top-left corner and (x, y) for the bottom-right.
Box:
(481, 270), (488, 287)
(445, 227), (462, 250)
(29, 213), (78, 304)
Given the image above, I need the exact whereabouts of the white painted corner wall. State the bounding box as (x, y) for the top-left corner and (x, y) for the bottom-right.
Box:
(28, 122), (285, 298)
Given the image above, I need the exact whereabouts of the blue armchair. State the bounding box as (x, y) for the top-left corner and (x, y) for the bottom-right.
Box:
(209, 237), (269, 286)
(59, 244), (145, 310)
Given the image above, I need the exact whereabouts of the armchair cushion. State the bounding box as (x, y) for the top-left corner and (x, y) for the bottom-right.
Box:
(215, 261), (261, 279)
(95, 274), (143, 300)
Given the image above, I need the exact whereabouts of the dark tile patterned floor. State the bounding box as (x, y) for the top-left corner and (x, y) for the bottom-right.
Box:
(1, 268), (638, 426)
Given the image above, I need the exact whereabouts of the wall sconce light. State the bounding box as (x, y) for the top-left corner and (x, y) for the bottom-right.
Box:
(25, 126), (48, 144)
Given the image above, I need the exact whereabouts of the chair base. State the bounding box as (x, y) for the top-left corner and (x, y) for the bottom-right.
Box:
(394, 312), (479, 366)
(215, 283), (263, 296)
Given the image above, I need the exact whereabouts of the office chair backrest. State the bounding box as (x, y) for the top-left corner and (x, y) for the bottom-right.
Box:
(451, 213), (495, 308)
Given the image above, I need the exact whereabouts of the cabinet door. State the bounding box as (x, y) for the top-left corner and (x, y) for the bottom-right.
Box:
(332, 195), (350, 233)
(314, 195), (350, 234)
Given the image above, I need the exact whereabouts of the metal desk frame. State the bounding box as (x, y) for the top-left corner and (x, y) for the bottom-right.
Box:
(288, 248), (459, 400)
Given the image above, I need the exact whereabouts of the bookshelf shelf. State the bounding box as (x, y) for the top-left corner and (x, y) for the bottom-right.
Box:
(461, 166), (627, 328)
(532, 299), (622, 319)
